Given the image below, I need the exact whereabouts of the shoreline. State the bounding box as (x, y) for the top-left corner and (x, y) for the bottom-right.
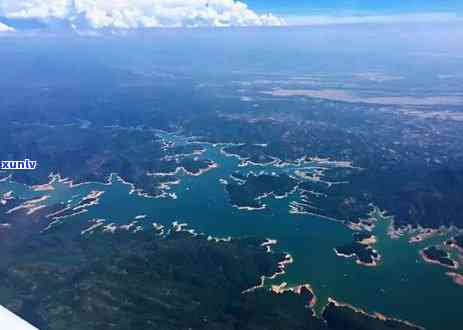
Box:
(6, 195), (51, 215)
(333, 247), (381, 267)
(324, 298), (425, 330)
(271, 282), (317, 308)
(242, 250), (294, 294)
(446, 272), (463, 286)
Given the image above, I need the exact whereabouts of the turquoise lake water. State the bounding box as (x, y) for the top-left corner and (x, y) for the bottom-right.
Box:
(1, 132), (462, 330)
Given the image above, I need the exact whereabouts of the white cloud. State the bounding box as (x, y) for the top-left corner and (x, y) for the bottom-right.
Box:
(0, 21), (14, 31)
(1, 0), (70, 19)
(0, 0), (284, 29)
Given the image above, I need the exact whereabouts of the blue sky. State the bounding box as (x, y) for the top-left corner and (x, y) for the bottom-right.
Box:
(243, 0), (463, 26)
(247, 0), (463, 15)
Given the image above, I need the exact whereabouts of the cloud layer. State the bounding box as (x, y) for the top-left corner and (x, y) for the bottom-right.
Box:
(0, 0), (284, 30)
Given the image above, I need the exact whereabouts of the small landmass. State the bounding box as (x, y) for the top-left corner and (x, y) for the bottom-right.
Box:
(335, 231), (381, 266)
(221, 144), (277, 166)
(225, 172), (298, 210)
(420, 246), (458, 269)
